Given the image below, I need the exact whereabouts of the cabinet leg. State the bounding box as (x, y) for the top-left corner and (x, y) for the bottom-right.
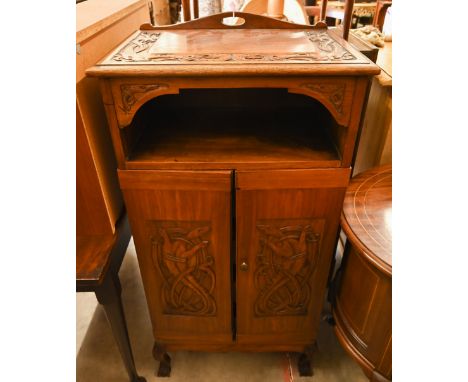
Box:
(152, 342), (172, 377)
(298, 344), (317, 377)
(95, 275), (146, 382)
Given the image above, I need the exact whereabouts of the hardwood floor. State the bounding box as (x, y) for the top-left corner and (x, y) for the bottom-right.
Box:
(77, 239), (368, 381)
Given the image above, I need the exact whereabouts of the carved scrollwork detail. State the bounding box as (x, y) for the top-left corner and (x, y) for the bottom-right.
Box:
(107, 30), (356, 64)
(151, 221), (217, 317)
(301, 83), (346, 115)
(305, 30), (356, 61)
(112, 32), (160, 62)
(254, 223), (321, 317)
(120, 83), (169, 113)
(146, 51), (355, 63)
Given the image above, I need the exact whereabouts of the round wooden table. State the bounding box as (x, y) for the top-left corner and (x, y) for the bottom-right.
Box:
(333, 165), (392, 382)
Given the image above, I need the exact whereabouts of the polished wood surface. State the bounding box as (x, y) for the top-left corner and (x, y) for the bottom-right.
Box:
(87, 12), (380, 78)
(354, 75), (391, 173)
(236, 169), (349, 345)
(342, 165), (391, 274)
(125, 91), (341, 170)
(108, 78), (358, 130)
(329, 25), (379, 62)
(76, 0), (150, 235)
(119, 170), (233, 345)
(76, 0), (149, 44)
(353, 40), (391, 174)
(341, 0), (355, 40)
(76, 233), (116, 286)
(89, 13), (379, 375)
(333, 165), (392, 381)
(77, 5), (150, 380)
(77, 214), (146, 382)
(101, 78), (368, 171)
(373, 0), (391, 31)
(76, 101), (115, 236)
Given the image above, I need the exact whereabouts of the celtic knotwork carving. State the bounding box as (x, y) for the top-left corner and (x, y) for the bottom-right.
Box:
(151, 222), (216, 316)
(146, 52), (354, 63)
(119, 84), (168, 113)
(106, 30), (357, 64)
(302, 83), (346, 115)
(305, 31), (356, 61)
(112, 32), (160, 62)
(254, 223), (321, 317)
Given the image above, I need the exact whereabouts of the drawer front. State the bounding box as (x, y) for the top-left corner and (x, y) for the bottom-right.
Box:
(119, 170), (233, 344)
(235, 168), (350, 345)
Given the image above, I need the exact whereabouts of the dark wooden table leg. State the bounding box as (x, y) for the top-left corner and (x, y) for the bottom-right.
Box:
(95, 274), (146, 382)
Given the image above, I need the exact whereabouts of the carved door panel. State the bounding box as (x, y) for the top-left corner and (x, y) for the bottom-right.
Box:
(235, 169), (350, 345)
(118, 170), (233, 345)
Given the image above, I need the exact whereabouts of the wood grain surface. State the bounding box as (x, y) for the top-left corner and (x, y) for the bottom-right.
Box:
(86, 12), (380, 78)
(236, 169), (349, 346)
(87, 10), (381, 371)
(341, 164), (392, 275)
(333, 164), (392, 381)
(76, 234), (116, 285)
(118, 170), (233, 345)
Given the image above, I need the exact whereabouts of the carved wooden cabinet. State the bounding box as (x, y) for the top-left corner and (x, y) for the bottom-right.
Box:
(87, 12), (380, 375)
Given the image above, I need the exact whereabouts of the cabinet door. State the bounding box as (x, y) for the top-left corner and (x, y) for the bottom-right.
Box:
(119, 170), (233, 345)
(235, 168), (350, 345)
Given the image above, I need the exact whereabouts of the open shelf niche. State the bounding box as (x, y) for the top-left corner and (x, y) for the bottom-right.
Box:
(120, 88), (345, 170)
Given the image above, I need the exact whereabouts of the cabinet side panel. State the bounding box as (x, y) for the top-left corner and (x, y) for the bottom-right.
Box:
(76, 101), (114, 235)
(119, 170), (233, 344)
(335, 245), (392, 375)
(77, 79), (124, 233)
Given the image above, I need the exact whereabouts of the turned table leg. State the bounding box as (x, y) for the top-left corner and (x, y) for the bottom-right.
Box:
(298, 343), (317, 377)
(152, 343), (172, 377)
(95, 274), (146, 382)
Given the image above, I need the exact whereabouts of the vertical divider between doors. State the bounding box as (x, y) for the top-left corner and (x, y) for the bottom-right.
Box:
(231, 170), (237, 341)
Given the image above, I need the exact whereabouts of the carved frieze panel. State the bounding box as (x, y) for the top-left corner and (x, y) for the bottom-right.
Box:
(103, 30), (358, 65)
(301, 83), (346, 116)
(112, 32), (161, 62)
(149, 220), (217, 317)
(119, 83), (169, 113)
(305, 31), (355, 61)
(254, 220), (322, 317)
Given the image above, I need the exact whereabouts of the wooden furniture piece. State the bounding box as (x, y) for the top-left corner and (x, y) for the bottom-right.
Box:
(332, 165), (392, 381)
(312, 0), (380, 62)
(77, 2), (152, 381)
(373, 0), (391, 31)
(241, 0), (310, 24)
(319, 1), (377, 29)
(77, 214), (146, 382)
(353, 40), (391, 174)
(76, 0), (153, 237)
(87, 12), (379, 377)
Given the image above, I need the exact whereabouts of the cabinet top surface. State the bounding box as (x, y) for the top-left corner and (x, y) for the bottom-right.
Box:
(87, 12), (380, 77)
(341, 165), (392, 274)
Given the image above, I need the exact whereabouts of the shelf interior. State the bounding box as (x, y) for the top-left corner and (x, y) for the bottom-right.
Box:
(126, 88), (342, 170)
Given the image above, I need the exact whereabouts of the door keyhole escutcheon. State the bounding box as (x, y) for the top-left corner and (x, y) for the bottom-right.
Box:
(240, 261), (249, 272)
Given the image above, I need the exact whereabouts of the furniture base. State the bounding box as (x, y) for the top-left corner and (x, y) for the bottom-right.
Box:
(153, 343), (172, 377)
(152, 341), (316, 377)
(297, 344), (317, 377)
